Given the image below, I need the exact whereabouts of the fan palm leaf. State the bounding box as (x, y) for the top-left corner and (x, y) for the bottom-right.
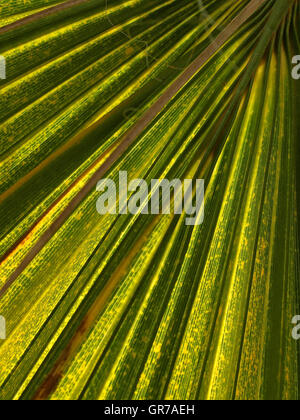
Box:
(0, 0), (299, 400)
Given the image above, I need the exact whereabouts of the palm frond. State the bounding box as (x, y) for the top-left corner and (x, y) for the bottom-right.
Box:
(0, 0), (299, 400)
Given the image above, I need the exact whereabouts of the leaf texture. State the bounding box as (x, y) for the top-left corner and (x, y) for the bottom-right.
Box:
(0, 0), (299, 400)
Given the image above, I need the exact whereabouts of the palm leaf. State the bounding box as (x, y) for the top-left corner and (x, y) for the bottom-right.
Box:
(0, 0), (299, 400)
